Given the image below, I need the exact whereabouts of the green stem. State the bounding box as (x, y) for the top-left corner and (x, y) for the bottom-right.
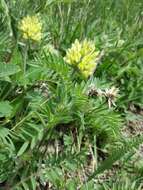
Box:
(23, 43), (28, 74)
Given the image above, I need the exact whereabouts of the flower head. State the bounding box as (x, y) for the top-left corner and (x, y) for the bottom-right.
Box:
(104, 86), (119, 108)
(104, 86), (119, 99)
(64, 39), (82, 65)
(87, 85), (119, 108)
(19, 15), (42, 41)
(64, 39), (99, 78)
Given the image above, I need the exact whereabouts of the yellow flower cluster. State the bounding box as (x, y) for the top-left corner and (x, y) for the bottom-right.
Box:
(64, 39), (99, 78)
(19, 15), (42, 41)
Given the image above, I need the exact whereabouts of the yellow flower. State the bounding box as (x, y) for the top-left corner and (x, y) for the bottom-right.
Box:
(19, 15), (42, 41)
(64, 39), (82, 65)
(78, 51), (99, 78)
(80, 39), (95, 56)
(64, 39), (99, 78)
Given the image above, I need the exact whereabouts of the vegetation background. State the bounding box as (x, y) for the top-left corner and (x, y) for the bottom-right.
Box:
(0, 0), (143, 189)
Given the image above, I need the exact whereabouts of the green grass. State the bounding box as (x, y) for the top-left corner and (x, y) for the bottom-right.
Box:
(0, 0), (143, 189)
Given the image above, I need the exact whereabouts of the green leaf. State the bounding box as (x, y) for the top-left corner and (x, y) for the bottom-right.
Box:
(87, 136), (143, 182)
(0, 63), (20, 78)
(31, 177), (36, 190)
(80, 181), (94, 190)
(66, 179), (77, 190)
(44, 168), (64, 187)
(17, 141), (29, 157)
(0, 101), (13, 117)
(22, 182), (29, 190)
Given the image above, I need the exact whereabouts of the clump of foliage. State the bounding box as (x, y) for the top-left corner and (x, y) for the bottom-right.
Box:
(0, 0), (143, 189)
